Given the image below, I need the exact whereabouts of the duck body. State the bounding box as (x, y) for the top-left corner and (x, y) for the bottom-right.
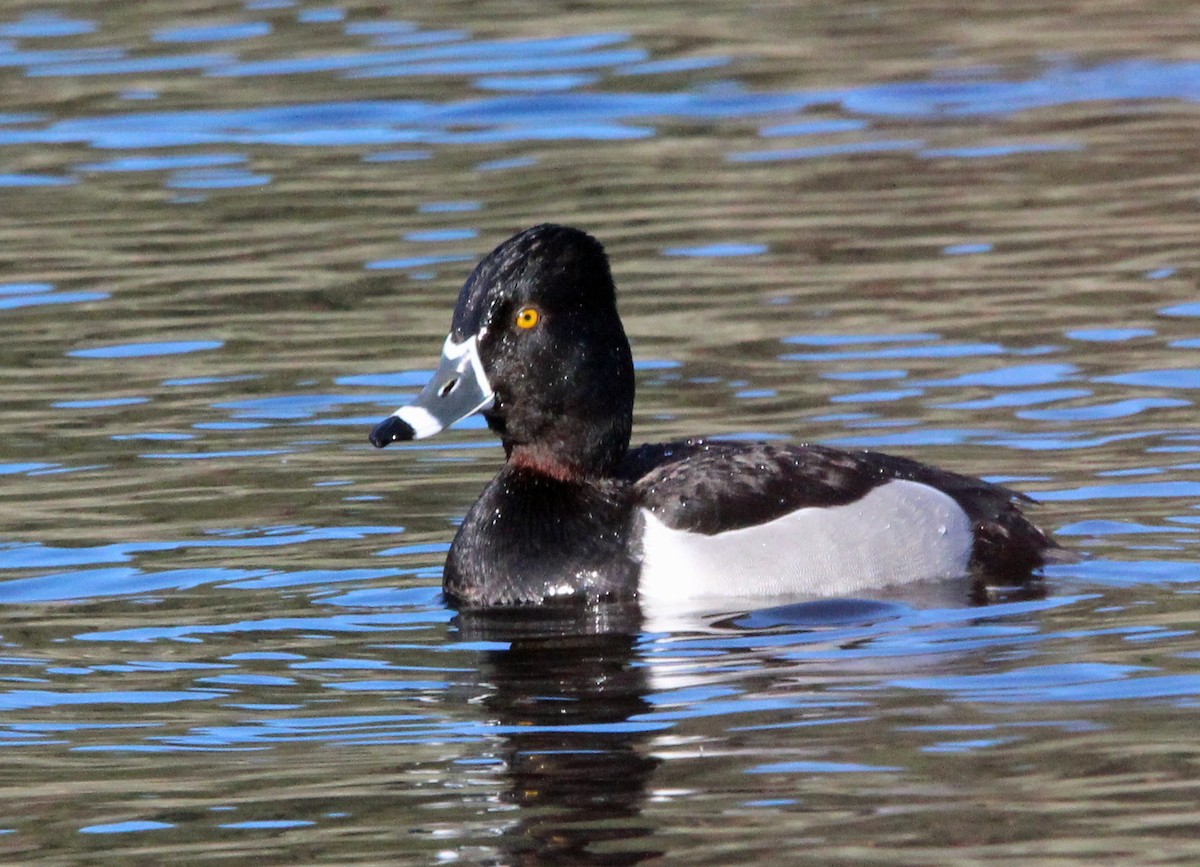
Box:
(445, 464), (639, 606)
(370, 224), (1055, 608)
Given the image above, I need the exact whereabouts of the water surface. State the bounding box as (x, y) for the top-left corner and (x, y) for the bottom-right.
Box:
(2, 1), (1200, 863)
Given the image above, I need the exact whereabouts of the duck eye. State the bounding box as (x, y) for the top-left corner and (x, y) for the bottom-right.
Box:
(515, 307), (540, 330)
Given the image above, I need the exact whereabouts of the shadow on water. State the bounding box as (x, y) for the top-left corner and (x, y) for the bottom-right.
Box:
(453, 603), (662, 865)
(438, 580), (1052, 864)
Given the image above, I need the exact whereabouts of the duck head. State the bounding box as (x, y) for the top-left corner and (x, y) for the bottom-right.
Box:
(370, 224), (635, 478)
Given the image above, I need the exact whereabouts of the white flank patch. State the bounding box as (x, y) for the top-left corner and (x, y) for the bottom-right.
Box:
(637, 479), (974, 601)
(392, 405), (442, 439)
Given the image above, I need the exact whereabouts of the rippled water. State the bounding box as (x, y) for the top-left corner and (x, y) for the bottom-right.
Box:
(3, 1), (1200, 863)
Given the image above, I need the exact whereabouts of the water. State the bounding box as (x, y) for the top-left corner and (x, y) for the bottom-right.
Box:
(2, 1), (1200, 863)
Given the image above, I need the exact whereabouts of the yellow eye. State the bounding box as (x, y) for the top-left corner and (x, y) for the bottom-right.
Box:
(515, 306), (540, 329)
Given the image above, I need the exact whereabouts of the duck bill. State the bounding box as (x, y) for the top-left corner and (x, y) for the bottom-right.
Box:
(369, 334), (494, 447)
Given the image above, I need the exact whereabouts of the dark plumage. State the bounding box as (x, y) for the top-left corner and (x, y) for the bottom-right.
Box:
(445, 466), (639, 606)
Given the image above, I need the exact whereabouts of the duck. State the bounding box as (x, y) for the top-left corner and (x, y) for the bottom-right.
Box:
(369, 224), (1056, 607)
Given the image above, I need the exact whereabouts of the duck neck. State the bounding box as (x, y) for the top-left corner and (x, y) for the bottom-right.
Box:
(505, 418), (630, 482)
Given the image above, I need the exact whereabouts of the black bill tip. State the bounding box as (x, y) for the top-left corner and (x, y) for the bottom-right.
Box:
(369, 415), (415, 448)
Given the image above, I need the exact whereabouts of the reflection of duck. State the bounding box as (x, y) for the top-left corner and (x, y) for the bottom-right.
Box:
(371, 225), (1057, 607)
(454, 607), (661, 864)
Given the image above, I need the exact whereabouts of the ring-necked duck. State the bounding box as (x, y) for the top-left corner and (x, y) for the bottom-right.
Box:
(370, 224), (1056, 607)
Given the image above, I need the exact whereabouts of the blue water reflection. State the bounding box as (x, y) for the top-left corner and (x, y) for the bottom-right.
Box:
(4, 17), (1200, 175)
(892, 662), (1200, 703)
(154, 22), (272, 43)
(0, 282), (108, 309)
(70, 340), (223, 358)
(0, 12), (96, 38)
